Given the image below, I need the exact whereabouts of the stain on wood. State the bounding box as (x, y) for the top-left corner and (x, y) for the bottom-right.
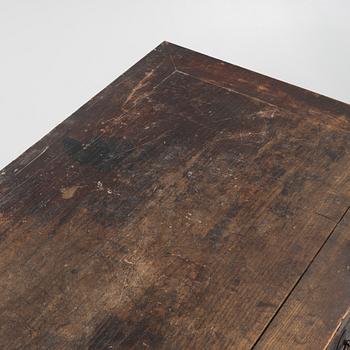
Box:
(0, 42), (350, 349)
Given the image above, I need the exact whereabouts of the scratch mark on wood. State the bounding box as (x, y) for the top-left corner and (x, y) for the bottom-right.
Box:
(14, 146), (49, 175)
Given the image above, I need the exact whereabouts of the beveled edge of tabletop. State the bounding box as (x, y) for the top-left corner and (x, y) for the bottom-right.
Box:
(1, 41), (350, 179)
(162, 41), (350, 118)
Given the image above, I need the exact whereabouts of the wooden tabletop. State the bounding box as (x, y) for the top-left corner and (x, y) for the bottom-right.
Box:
(1, 42), (350, 350)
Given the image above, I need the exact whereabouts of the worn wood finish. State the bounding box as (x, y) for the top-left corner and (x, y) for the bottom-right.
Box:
(255, 209), (350, 349)
(0, 42), (350, 349)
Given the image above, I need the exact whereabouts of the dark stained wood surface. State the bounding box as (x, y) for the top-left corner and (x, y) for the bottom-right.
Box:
(255, 209), (350, 349)
(0, 42), (350, 349)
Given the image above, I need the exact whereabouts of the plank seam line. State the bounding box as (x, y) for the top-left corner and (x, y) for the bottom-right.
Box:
(250, 204), (350, 349)
(174, 69), (286, 112)
(173, 68), (350, 122)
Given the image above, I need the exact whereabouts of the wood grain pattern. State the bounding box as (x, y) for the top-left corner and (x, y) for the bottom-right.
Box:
(0, 42), (350, 349)
(254, 209), (350, 349)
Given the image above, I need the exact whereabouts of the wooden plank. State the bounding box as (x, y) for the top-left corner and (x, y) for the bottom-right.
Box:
(0, 42), (350, 349)
(166, 42), (350, 119)
(254, 209), (350, 349)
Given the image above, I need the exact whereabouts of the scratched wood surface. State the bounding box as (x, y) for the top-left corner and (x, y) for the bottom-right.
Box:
(1, 42), (350, 349)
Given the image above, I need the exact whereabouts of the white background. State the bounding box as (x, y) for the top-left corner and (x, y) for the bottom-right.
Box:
(0, 0), (349, 169)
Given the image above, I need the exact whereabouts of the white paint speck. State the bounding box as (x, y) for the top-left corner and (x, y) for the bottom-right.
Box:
(97, 181), (104, 191)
